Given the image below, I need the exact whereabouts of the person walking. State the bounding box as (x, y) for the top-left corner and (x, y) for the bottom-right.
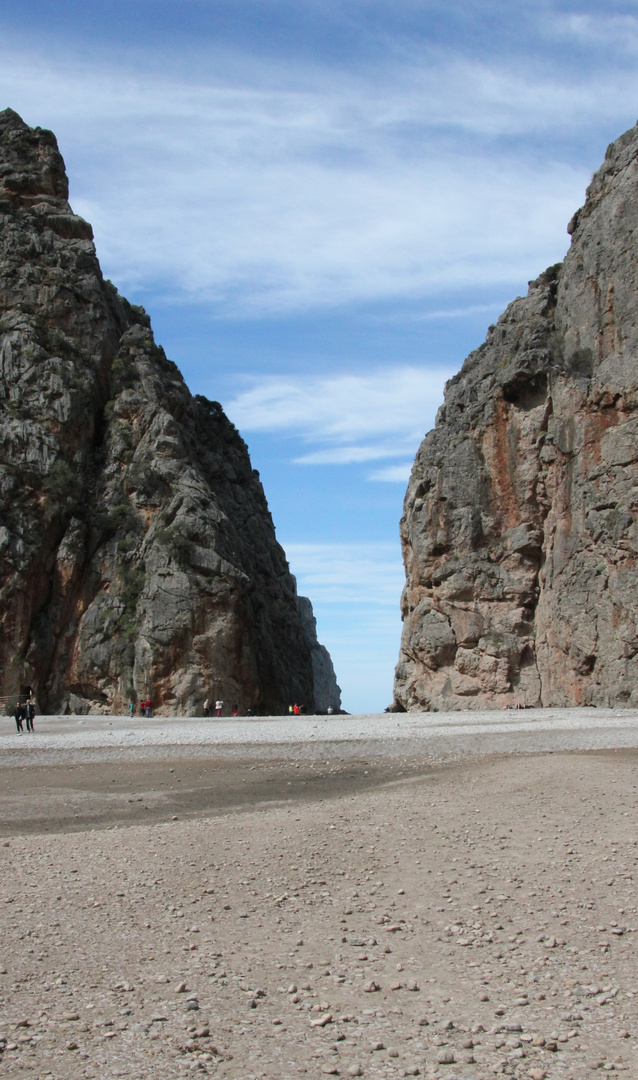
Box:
(129, 701), (135, 718)
(146, 699), (153, 718)
(12, 702), (23, 734)
(25, 699), (35, 732)
(215, 699), (223, 717)
(232, 703), (238, 717)
(203, 698), (210, 718)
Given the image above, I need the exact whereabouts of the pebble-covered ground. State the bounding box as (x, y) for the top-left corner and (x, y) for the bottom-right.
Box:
(1, 747), (638, 1079)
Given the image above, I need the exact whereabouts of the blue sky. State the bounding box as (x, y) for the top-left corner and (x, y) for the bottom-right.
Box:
(2, 1), (638, 711)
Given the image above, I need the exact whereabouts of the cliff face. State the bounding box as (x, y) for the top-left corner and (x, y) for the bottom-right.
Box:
(296, 596), (342, 713)
(0, 108), (323, 715)
(395, 122), (638, 711)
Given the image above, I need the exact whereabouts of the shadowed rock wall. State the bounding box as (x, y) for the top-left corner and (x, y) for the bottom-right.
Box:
(296, 596), (342, 713)
(395, 122), (638, 710)
(0, 108), (321, 715)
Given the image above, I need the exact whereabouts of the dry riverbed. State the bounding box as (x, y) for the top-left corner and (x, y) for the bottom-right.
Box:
(1, 720), (638, 1079)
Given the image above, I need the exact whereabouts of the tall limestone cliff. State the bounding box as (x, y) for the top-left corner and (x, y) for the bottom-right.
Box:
(296, 596), (342, 713)
(0, 108), (330, 715)
(395, 121), (638, 711)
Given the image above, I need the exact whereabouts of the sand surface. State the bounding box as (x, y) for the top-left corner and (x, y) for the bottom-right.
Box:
(1, 710), (638, 1079)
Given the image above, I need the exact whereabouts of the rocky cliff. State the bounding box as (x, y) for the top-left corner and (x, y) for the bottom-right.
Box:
(0, 108), (330, 716)
(296, 596), (342, 713)
(395, 122), (638, 711)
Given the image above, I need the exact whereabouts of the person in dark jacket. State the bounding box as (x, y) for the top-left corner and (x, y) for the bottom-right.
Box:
(12, 702), (24, 734)
(25, 699), (35, 732)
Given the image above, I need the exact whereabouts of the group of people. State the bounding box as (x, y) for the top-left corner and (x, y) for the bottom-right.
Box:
(288, 703), (306, 715)
(129, 699), (153, 717)
(203, 699), (239, 717)
(12, 699), (36, 734)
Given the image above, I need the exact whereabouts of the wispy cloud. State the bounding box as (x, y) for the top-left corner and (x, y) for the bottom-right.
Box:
(285, 541), (404, 605)
(0, 35), (617, 315)
(368, 462), (414, 483)
(413, 302), (507, 322)
(224, 365), (451, 475)
(547, 11), (638, 53)
(285, 542), (405, 710)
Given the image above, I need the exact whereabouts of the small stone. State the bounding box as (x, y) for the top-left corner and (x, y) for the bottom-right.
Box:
(371, 1041), (384, 1051)
(363, 980), (380, 993)
(437, 1049), (455, 1064)
(66, 1041), (79, 1051)
(321, 1067), (339, 1076)
(347, 1067), (364, 1077)
(310, 1013), (333, 1028)
(406, 980), (419, 992)
(287, 984), (297, 994)
(527, 1070), (546, 1080)
(175, 982), (187, 993)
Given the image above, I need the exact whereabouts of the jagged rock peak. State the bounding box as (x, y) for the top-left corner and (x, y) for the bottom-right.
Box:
(0, 108), (70, 204)
(395, 120), (638, 711)
(0, 110), (337, 716)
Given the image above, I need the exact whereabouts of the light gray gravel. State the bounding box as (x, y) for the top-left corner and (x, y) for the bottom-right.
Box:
(2, 706), (638, 766)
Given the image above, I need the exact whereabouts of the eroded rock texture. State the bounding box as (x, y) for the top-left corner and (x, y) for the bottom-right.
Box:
(0, 108), (324, 715)
(396, 122), (638, 710)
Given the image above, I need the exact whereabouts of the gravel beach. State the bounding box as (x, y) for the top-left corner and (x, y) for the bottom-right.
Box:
(1, 709), (638, 1079)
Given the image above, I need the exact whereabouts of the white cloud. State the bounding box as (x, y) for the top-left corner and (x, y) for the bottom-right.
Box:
(413, 301), (507, 322)
(368, 462), (414, 482)
(547, 12), (638, 53)
(0, 38), (622, 314)
(285, 541), (404, 605)
(224, 365), (452, 470)
(294, 445), (405, 465)
(281, 539), (406, 710)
